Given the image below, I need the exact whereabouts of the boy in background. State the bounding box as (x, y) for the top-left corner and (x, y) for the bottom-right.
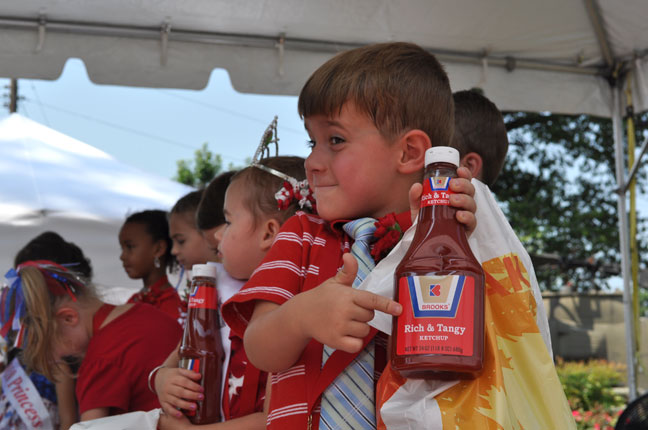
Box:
(451, 89), (509, 187)
(450, 88), (553, 353)
(223, 42), (476, 429)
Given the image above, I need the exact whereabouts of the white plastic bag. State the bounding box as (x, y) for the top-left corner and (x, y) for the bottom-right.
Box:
(69, 408), (160, 430)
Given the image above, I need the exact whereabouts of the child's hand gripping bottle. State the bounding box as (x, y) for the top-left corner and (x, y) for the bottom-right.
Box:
(179, 264), (224, 423)
(391, 146), (484, 379)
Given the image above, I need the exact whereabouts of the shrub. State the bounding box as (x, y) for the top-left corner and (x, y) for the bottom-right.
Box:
(556, 358), (626, 430)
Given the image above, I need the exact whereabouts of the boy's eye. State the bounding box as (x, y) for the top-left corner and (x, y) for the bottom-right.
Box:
(330, 136), (345, 145)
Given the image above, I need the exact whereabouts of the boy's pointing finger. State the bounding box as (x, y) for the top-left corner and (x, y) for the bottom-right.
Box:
(353, 290), (402, 316)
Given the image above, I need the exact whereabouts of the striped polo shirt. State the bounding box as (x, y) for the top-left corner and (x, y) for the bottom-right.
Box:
(222, 211), (409, 429)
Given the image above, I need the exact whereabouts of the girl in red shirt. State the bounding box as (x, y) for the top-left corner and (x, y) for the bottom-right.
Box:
(169, 190), (219, 307)
(119, 210), (183, 322)
(0, 261), (182, 424)
(170, 189), (219, 271)
(156, 155), (315, 430)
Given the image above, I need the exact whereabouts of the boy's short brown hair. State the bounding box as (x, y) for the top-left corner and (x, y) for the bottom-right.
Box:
(298, 42), (454, 146)
(452, 90), (509, 186)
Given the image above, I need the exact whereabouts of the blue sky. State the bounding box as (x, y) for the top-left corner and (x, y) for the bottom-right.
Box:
(0, 59), (311, 180)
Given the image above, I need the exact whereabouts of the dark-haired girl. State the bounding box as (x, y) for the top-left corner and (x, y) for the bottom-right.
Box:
(118, 210), (183, 323)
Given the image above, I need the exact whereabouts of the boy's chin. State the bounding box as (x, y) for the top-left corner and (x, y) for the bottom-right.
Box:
(316, 209), (340, 222)
(318, 207), (361, 222)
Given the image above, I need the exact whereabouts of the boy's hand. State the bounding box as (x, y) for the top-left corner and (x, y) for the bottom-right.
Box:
(409, 166), (476, 233)
(155, 367), (203, 418)
(300, 253), (402, 353)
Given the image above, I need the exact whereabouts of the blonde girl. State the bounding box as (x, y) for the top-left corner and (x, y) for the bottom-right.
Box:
(0, 261), (182, 424)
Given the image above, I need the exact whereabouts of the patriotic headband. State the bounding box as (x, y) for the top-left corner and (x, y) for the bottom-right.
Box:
(0, 261), (83, 349)
(250, 116), (316, 212)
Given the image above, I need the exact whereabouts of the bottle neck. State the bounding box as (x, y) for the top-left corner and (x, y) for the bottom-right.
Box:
(192, 275), (216, 287)
(418, 161), (458, 221)
(424, 161), (458, 180)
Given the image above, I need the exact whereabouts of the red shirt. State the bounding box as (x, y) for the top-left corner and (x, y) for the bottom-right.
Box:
(222, 333), (267, 420)
(222, 211), (411, 429)
(76, 303), (183, 415)
(127, 275), (185, 325)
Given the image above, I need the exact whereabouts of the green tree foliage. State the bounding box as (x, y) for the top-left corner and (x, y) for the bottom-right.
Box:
(175, 143), (223, 188)
(493, 111), (648, 291)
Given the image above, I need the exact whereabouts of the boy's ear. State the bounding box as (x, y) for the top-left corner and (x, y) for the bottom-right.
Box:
(460, 152), (483, 181)
(260, 218), (281, 252)
(55, 307), (80, 327)
(397, 129), (430, 174)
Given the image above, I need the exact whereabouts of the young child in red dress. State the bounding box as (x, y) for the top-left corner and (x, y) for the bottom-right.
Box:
(0, 261), (182, 425)
(169, 189), (221, 324)
(119, 209), (183, 322)
(221, 42), (476, 430)
(196, 171), (238, 256)
(170, 190), (219, 273)
(156, 155), (314, 429)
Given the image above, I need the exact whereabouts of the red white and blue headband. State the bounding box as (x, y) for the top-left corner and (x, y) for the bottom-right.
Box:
(0, 261), (83, 348)
(250, 116), (316, 212)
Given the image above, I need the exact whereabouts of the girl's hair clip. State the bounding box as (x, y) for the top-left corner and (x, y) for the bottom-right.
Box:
(276, 179), (317, 212)
(250, 116), (317, 213)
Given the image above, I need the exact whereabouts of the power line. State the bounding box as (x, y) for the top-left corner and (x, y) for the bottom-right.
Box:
(158, 90), (306, 136)
(33, 100), (199, 150)
(21, 100), (30, 118)
(18, 97), (251, 164)
(30, 81), (50, 127)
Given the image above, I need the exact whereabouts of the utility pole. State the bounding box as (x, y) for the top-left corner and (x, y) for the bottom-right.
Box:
(9, 79), (18, 113)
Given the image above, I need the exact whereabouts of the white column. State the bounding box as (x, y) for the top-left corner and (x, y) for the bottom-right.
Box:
(612, 83), (637, 401)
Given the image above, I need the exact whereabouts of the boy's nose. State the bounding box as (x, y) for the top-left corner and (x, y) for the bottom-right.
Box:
(305, 146), (324, 174)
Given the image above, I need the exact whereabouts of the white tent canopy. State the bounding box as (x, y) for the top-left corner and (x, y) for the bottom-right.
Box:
(0, 0), (647, 117)
(0, 114), (193, 300)
(1, 0), (647, 397)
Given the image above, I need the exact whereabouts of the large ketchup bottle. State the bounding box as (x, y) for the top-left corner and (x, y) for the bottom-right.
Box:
(391, 146), (484, 379)
(179, 264), (224, 423)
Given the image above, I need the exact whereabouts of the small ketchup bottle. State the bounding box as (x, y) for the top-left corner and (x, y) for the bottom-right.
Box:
(390, 146), (484, 379)
(178, 264), (224, 423)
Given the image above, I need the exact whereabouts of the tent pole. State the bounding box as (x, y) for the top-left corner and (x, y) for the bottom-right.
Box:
(612, 84), (637, 401)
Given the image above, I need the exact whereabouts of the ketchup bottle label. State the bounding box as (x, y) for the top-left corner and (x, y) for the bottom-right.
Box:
(420, 177), (455, 207)
(178, 357), (202, 416)
(188, 284), (218, 310)
(396, 275), (474, 357)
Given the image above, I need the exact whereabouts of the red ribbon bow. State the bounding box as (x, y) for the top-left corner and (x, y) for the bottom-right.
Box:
(371, 213), (403, 263)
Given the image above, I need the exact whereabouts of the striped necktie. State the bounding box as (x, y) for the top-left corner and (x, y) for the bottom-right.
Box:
(320, 217), (377, 430)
